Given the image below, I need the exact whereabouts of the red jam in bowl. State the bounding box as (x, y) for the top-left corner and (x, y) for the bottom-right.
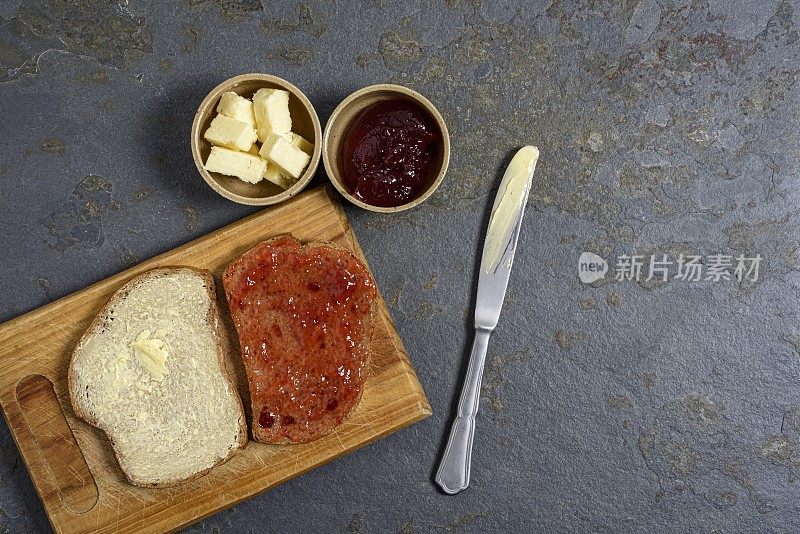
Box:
(340, 99), (442, 208)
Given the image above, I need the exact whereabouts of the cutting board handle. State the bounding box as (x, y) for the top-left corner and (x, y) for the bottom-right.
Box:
(10, 375), (98, 514)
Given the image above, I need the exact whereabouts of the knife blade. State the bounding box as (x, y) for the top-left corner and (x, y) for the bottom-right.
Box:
(435, 146), (540, 495)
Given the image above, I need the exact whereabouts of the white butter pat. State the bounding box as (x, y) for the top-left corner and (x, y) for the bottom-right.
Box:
(129, 330), (169, 382)
(286, 132), (313, 154)
(264, 163), (292, 189)
(252, 88), (291, 142)
(259, 134), (310, 179)
(204, 146), (267, 184)
(204, 114), (257, 151)
(107, 352), (132, 391)
(216, 91), (256, 127)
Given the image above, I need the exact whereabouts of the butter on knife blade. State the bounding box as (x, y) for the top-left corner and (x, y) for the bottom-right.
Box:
(483, 146), (540, 273)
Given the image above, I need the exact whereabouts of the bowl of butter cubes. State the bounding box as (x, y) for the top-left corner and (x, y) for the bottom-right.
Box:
(191, 73), (322, 205)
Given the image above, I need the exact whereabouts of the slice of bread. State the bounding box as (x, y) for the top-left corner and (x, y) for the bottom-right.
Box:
(222, 235), (377, 444)
(68, 267), (246, 487)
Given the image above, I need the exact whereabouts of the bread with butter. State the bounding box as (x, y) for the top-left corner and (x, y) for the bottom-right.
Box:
(68, 267), (246, 487)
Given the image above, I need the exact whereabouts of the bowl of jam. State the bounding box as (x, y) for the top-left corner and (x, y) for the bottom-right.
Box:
(322, 84), (450, 212)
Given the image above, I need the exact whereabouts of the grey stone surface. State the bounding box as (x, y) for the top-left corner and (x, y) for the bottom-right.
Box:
(0, 0), (798, 532)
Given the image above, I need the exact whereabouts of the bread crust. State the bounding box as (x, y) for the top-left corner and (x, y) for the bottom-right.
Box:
(67, 267), (247, 488)
(223, 234), (377, 445)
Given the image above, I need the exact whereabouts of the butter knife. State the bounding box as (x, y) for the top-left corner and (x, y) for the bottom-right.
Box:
(435, 146), (540, 495)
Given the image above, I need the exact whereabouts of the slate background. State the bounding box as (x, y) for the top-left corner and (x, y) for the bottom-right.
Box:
(1, 0), (799, 532)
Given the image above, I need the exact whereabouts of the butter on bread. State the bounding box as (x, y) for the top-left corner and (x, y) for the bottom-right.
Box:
(68, 268), (246, 487)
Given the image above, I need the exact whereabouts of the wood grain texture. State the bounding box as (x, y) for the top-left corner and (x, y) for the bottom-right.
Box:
(0, 186), (431, 534)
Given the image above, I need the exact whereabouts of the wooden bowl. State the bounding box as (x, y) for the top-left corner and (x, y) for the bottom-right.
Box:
(322, 84), (450, 213)
(191, 73), (322, 206)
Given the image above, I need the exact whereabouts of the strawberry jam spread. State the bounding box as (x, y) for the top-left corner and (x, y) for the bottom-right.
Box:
(341, 99), (441, 208)
(223, 235), (377, 444)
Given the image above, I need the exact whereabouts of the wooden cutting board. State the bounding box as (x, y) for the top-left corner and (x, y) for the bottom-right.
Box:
(0, 186), (431, 534)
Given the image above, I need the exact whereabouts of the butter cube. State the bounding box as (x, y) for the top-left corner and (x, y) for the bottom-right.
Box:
(252, 88), (291, 142)
(204, 114), (257, 151)
(264, 163), (292, 189)
(259, 134), (310, 179)
(204, 146), (266, 184)
(217, 91), (256, 127)
(286, 132), (313, 154)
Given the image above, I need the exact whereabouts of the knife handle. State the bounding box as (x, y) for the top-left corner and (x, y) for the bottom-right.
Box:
(435, 328), (491, 494)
